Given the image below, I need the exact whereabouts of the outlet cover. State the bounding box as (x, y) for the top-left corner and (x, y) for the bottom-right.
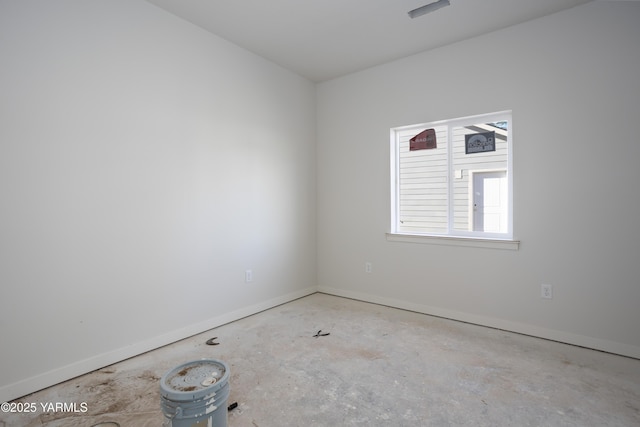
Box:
(541, 284), (553, 299)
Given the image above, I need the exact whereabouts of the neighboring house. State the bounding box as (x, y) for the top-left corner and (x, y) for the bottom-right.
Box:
(396, 120), (509, 234)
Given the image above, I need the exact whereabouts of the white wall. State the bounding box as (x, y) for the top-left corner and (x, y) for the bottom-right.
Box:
(0, 0), (316, 402)
(317, 1), (640, 359)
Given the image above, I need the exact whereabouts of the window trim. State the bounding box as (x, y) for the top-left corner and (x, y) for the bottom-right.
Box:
(386, 232), (520, 250)
(390, 111), (517, 248)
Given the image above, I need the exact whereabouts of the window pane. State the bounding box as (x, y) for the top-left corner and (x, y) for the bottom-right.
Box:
(452, 121), (509, 232)
(397, 125), (448, 234)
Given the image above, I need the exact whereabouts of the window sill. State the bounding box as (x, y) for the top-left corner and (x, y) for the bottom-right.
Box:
(386, 233), (520, 250)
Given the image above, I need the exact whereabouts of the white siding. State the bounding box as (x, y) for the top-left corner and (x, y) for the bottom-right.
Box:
(397, 126), (448, 233)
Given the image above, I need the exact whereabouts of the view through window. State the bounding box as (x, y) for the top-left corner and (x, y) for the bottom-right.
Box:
(390, 111), (512, 239)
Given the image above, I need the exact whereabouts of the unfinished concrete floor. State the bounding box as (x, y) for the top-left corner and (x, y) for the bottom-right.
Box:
(2, 293), (639, 426)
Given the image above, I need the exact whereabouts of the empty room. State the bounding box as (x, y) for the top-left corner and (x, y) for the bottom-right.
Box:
(1, 0), (639, 426)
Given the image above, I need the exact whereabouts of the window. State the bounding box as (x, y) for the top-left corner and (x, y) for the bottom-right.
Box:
(390, 111), (514, 244)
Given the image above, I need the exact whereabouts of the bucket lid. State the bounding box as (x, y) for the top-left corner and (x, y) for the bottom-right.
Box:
(160, 359), (229, 401)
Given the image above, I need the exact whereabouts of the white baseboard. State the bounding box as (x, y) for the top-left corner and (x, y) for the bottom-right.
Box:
(5, 285), (637, 403)
(317, 286), (640, 360)
(0, 286), (316, 403)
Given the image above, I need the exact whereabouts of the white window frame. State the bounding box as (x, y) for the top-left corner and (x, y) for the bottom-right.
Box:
(388, 111), (519, 250)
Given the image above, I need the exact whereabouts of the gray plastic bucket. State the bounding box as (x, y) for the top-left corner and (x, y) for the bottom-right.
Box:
(160, 359), (230, 427)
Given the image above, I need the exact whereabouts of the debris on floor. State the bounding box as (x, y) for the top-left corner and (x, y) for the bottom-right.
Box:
(205, 337), (219, 345)
(227, 402), (238, 411)
(313, 330), (330, 338)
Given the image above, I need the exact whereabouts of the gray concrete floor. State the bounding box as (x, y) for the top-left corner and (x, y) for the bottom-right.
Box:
(2, 293), (639, 426)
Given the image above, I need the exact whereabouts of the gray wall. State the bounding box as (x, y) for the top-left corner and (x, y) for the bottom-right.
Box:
(317, 1), (640, 359)
(0, 0), (317, 402)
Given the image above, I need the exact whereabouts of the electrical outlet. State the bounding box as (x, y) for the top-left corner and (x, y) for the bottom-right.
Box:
(365, 262), (372, 273)
(245, 269), (253, 283)
(541, 284), (553, 299)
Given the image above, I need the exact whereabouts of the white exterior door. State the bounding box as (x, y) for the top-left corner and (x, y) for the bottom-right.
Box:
(473, 171), (507, 233)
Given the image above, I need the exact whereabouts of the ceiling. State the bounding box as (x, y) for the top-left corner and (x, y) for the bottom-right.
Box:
(144, 0), (593, 82)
